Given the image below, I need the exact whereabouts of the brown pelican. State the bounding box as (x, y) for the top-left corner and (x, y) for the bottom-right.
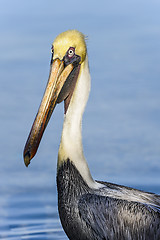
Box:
(24, 30), (160, 240)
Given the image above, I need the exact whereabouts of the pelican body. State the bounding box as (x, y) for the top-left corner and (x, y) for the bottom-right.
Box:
(24, 30), (160, 240)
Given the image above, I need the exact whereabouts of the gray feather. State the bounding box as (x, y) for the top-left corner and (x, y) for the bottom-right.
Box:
(57, 160), (160, 240)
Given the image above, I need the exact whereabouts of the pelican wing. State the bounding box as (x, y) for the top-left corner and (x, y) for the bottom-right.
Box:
(97, 180), (160, 213)
(78, 193), (160, 239)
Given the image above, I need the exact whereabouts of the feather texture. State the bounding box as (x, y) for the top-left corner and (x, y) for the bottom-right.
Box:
(57, 160), (160, 240)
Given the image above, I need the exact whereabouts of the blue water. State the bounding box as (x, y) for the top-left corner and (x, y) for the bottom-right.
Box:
(1, 0), (160, 239)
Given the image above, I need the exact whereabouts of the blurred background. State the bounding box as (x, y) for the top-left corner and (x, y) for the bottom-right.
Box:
(0, 0), (160, 239)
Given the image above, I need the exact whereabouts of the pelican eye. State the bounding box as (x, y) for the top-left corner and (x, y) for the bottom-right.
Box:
(67, 47), (75, 58)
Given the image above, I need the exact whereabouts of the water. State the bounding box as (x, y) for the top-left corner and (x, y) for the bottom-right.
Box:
(1, 0), (160, 239)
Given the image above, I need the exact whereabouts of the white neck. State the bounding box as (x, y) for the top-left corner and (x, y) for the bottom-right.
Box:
(58, 56), (102, 189)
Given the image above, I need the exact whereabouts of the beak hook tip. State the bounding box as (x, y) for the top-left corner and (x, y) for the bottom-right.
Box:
(24, 151), (31, 167)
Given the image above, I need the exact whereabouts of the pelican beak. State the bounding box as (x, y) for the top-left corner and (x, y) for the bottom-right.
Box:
(23, 55), (81, 167)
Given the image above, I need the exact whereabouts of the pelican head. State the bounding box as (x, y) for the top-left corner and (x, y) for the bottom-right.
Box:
(23, 30), (88, 167)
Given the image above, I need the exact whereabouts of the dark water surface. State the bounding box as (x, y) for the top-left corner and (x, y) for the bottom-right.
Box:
(1, 0), (160, 239)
